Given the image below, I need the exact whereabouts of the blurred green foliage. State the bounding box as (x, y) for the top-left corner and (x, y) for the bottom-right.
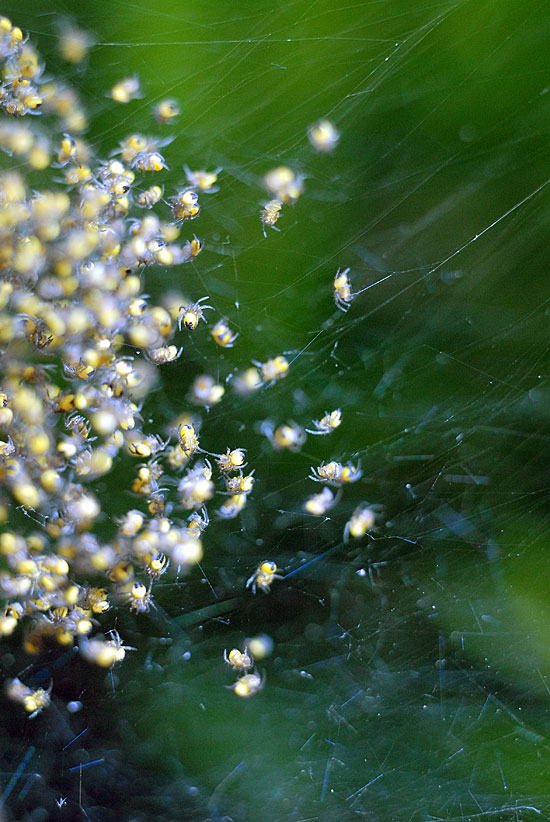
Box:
(1, 0), (550, 820)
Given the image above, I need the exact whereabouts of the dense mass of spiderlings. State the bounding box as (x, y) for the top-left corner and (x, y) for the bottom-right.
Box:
(0, 17), (369, 710)
(0, 16), (257, 706)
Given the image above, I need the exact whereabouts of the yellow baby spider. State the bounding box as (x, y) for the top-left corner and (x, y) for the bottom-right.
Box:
(246, 560), (282, 594)
(216, 447), (246, 473)
(184, 165), (221, 192)
(261, 420), (306, 451)
(230, 671), (265, 698)
(137, 185), (163, 208)
(178, 297), (213, 331)
(306, 408), (342, 435)
(309, 460), (344, 485)
(125, 581), (154, 613)
(333, 267), (353, 312)
(144, 552), (169, 579)
(303, 487), (336, 516)
(147, 344), (183, 365)
(308, 118), (340, 153)
(309, 460), (362, 486)
(154, 99), (180, 124)
(344, 503), (383, 542)
(110, 75), (141, 104)
(210, 318), (238, 348)
(132, 150), (167, 173)
(172, 188), (200, 221)
(224, 470), (255, 494)
(261, 199), (283, 237)
(253, 355), (289, 384)
(189, 374), (225, 407)
(216, 493), (247, 519)
(224, 647), (253, 671)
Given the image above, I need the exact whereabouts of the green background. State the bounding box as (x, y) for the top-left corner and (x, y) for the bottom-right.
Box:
(2, 0), (550, 820)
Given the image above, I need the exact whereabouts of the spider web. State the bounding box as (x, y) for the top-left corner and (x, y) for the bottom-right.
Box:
(1, 0), (550, 820)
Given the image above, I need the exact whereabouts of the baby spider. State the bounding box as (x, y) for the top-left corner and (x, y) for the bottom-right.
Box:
(178, 464), (215, 509)
(144, 552), (169, 579)
(188, 236), (203, 258)
(216, 493), (247, 519)
(119, 509), (145, 537)
(186, 507), (210, 537)
(245, 634), (274, 661)
(232, 367), (262, 394)
(105, 629), (136, 664)
(309, 460), (344, 485)
(56, 133), (77, 166)
(308, 118), (340, 153)
(261, 420), (306, 452)
(230, 671), (265, 698)
(80, 631), (136, 667)
(306, 408), (342, 436)
(261, 199), (283, 237)
(246, 561), (282, 594)
(22, 315), (54, 350)
(172, 189), (200, 221)
(217, 448), (247, 473)
(344, 503), (383, 542)
(211, 318), (238, 348)
(125, 581), (154, 613)
(24, 682), (53, 719)
(0, 436), (15, 458)
(333, 267), (353, 312)
(154, 99), (180, 124)
(224, 470), (255, 494)
(137, 185), (163, 208)
(6, 679), (53, 719)
(132, 150), (167, 173)
(58, 21), (95, 64)
(184, 165), (221, 192)
(127, 434), (168, 459)
(224, 647), (253, 671)
(23, 682), (53, 719)
(63, 360), (95, 380)
(340, 461), (362, 483)
(264, 165), (304, 204)
(81, 587), (110, 614)
(178, 297), (213, 331)
(178, 422), (200, 457)
(110, 75), (141, 104)
(147, 345), (183, 365)
(253, 355), (289, 384)
(303, 487), (336, 516)
(189, 374), (225, 407)
(309, 460), (361, 486)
